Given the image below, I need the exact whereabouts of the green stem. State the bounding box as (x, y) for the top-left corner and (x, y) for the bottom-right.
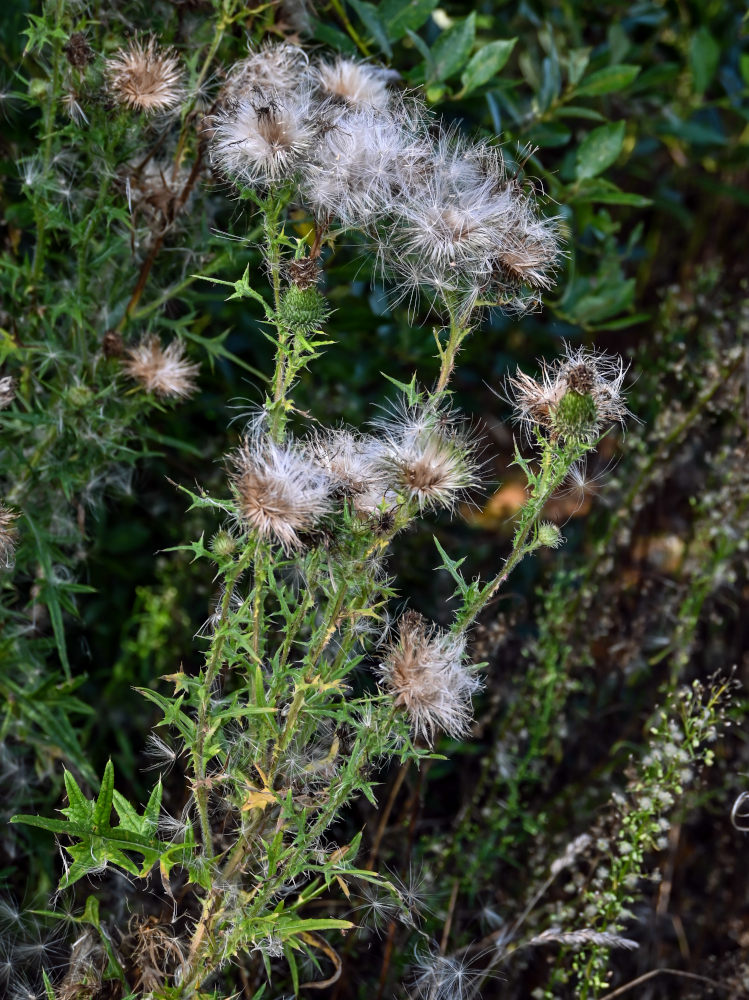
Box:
(454, 444), (580, 632)
(192, 544), (256, 850)
(329, 0), (371, 56)
(435, 314), (472, 395)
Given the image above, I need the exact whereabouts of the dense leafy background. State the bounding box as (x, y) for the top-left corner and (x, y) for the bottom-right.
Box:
(1, 0), (749, 997)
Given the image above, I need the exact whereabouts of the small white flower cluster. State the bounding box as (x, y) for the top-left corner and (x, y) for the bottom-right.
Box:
(209, 43), (561, 316)
(228, 398), (479, 552)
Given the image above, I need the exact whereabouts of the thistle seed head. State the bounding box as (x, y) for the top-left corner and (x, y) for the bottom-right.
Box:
(106, 38), (184, 115)
(229, 437), (334, 551)
(122, 336), (199, 400)
(313, 57), (393, 110)
(377, 611), (480, 742)
(0, 504), (19, 570)
(508, 344), (630, 445)
(0, 376), (15, 409)
(311, 429), (393, 516)
(224, 42), (309, 102)
(301, 106), (426, 226)
(210, 89), (318, 186)
(375, 399), (480, 512)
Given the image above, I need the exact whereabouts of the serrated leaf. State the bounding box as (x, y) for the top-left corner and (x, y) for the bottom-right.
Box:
(459, 38), (516, 94)
(381, 371), (420, 404)
(93, 760), (114, 832)
(113, 789), (141, 831)
(575, 121), (626, 180)
(433, 537), (469, 598)
(143, 779), (163, 833)
(574, 63), (640, 96)
(428, 13), (476, 83)
(63, 770), (92, 824)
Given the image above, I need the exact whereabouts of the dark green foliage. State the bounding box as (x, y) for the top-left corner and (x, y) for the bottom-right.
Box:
(1, 1), (748, 999)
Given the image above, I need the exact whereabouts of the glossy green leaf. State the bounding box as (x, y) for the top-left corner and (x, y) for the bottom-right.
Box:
(575, 121), (626, 180)
(690, 26), (720, 95)
(567, 47), (591, 86)
(348, 0), (392, 57)
(459, 38), (516, 94)
(428, 13), (476, 83)
(571, 178), (652, 206)
(379, 0), (439, 41)
(574, 63), (640, 96)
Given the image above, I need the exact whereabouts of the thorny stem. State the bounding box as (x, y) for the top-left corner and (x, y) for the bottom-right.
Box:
(266, 201), (287, 420)
(434, 310), (472, 395)
(453, 443), (580, 632)
(192, 543), (256, 850)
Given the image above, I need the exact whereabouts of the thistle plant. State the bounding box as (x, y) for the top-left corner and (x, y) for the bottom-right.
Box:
(3, 31), (635, 996)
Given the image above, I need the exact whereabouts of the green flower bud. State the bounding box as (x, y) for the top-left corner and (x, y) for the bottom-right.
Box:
(210, 530), (237, 558)
(66, 384), (93, 408)
(278, 286), (329, 334)
(537, 521), (562, 549)
(552, 389), (598, 444)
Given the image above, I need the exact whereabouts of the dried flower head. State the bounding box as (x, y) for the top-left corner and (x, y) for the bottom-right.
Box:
(223, 42), (309, 102)
(385, 134), (562, 316)
(229, 437), (333, 551)
(106, 38), (184, 115)
(64, 32), (94, 70)
(375, 399), (480, 512)
(0, 376), (14, 409)
(0, 504), (19, 569)
(508, 344), (630, 445)
(313, 57), (393, 109)
(311, 429), (392, 515)
(377, 611), (480, 742)
(124, 159), (191, 231)
(302, 105), (426, 226)
(123, 336), (199, 399)
(101, 330), (124, 359)
(210, 89), (318, 185)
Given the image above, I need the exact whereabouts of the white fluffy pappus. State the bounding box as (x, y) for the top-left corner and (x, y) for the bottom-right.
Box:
(373, 399), (481, 513)
(229, 436), (334, 551)
(377, 610), (481, 742)
(301, 104), (429, 225)
(313, 56), (394, 110)
(210, 89), (318, 186)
